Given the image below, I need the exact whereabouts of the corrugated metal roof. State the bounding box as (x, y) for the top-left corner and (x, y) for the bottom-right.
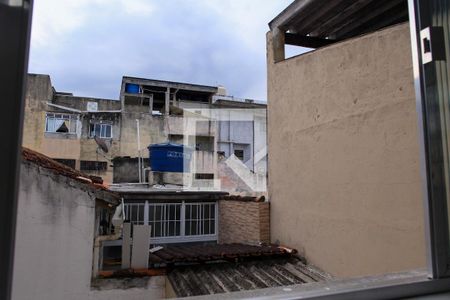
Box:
(168, 257), (330, 297)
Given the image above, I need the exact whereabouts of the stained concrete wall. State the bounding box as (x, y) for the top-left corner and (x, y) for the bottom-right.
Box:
(12, 161), (164, 300)
(119, 112), (167, 157)
(267, 23), (425, 277)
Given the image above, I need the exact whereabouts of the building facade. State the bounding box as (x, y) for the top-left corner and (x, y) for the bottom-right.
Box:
(23, 74), (267, 189)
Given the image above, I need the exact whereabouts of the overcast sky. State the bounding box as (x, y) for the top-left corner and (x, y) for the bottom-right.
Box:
(29, 0), (294, 101)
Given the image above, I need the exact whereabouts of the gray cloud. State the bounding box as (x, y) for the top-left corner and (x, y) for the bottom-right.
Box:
(29, 0), (293, 101)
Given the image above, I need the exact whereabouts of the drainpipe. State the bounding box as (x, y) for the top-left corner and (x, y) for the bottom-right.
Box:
(92, 200), (124, 278)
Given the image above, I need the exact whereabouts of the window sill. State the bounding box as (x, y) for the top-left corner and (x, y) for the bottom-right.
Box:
(44, 132), (78, 139)
(89, 136), (113, 140)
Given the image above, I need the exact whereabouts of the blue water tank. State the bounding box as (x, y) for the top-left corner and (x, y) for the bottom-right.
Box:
(125, 83), (140, 94)
(149, 142), (194, 173)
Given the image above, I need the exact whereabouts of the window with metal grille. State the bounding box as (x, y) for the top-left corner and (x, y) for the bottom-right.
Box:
(45, 113), (78, 133)
(123, 203), (145, 225)
(123, 201), (217, 243)
(80, 160), (107, 171)
(53, 158), (76, 169)
(149, 203), (182, 237)
(89, 122), (112, 138)
(185, 203), (216, 236)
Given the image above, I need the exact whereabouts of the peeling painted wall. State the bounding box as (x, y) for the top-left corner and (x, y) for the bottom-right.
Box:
(267, 23), (426, 277)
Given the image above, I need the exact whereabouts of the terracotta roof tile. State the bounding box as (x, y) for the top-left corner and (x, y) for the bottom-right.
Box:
(22, 147), (110, 192)
(147, 243), (296, 267)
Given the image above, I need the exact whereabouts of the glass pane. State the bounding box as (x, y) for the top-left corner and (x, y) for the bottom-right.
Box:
(100, 125), (105, 137)
(138, 205), (144, 223)
(190, 220), (197, 236)
(210, 204), (215, 219)
(46, 118), (53, 131)
(204, 219), (210, 234)
(69, 119), (76, 133)
(204, 205), (210, 219)
(192, 205), (198, 219)
(150, 221), (155, 236)
(176, 221), (180, 236)
(154, 221), (161, 237)
(176, 205), (180, 220)
(95, 124), (101, 137)
(210, 220), (215, 234)
(89, 124), (94, 136)
(168, 221), (174, 236)
(131, 206), (137, 223)
(185, 221), (191, 235)
(169, 205), (175, 220)
(149, 205), (154, 222)
(155, 206), (162, 221)
(105, 125), (112, 138)
(185, 205), (191, 220)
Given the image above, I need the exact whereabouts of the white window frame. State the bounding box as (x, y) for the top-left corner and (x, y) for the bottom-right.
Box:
(123, 201), (218, 244)
(45, 112), (78, 134)
(90, 122), (113, 139)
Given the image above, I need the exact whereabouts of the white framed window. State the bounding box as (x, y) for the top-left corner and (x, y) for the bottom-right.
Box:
(148, 203), (182, 238)
(123, 203), (145, 225)
(45, 113), (78, 134)
(185, 202), (216, 236)
(123, 201), (217, 243)
(90, 122), (112, 138)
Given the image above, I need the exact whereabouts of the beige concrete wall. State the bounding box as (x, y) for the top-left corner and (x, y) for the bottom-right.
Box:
(22, 74), (53, 152)
(218, 200), (270, 244)
(119, 112), (167, 157)
(267, 23), (426, 278)
(79, 138), (119, 183)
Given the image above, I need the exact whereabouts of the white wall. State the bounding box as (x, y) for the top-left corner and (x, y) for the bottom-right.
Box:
(12, 161), (164, 300)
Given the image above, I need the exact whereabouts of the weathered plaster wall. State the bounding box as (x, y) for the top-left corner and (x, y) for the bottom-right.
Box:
(22, 74), (53, 152)
(119, 113), (167, 157)
(267, 23), (425, 277)
(13, 162), (97, 300)
(23, 74), (120, 183)
(12, 162), (164, 300)
(53, 94), (121, 111)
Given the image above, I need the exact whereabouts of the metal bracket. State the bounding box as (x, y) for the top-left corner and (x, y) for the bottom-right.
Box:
(420, 26), (446, 64)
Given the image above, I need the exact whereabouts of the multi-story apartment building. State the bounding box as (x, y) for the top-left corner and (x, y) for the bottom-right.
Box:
(23, 74), (267, 188)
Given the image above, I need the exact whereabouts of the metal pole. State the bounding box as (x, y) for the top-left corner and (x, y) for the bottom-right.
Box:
(136, 119), (142, 183)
